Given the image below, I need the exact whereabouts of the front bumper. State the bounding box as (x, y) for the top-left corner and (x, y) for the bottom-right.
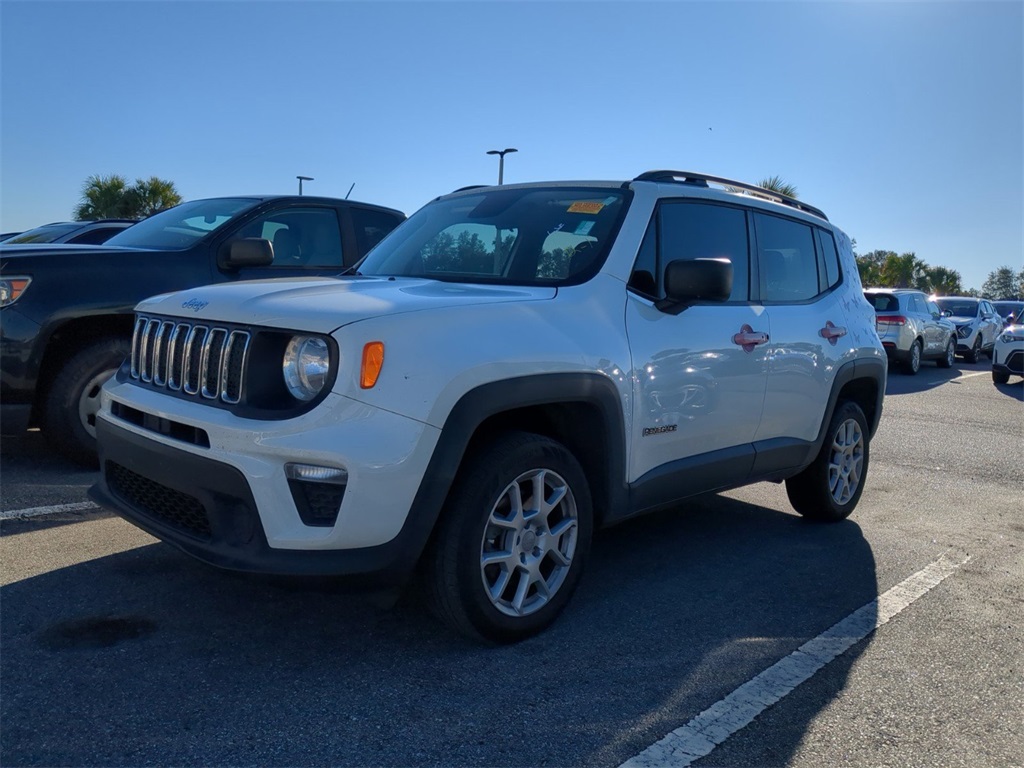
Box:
(992, 342), (1023, 375)
(89, 381), (441, 581)
(0, 306), (44, 431)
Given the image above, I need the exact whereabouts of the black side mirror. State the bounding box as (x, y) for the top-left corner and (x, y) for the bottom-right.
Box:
(656, 258), (733, 315)
(222, 238), (274, 268)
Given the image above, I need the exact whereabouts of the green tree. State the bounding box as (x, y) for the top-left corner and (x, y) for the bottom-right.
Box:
(879, 252), (927, 289)
(758, 175), (798, 198)
(856, 250), (894, 287)
(126, 176), (182, 217)
(981, 265), (1022, 299)
(74, 174), (181, 220)
(924, 266), (963, 296)
(74, 174), (131, 219)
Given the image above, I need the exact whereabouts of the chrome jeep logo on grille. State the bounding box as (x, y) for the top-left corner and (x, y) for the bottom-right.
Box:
(181, 298), (208, 312)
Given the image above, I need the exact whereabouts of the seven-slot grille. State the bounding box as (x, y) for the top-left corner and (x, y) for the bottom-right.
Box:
(130, 315), (250, 404)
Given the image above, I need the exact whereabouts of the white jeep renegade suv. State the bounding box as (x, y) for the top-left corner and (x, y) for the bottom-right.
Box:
(90, 171), (886, 642)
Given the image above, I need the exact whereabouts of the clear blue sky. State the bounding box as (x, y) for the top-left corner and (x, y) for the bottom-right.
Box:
(2, 0), (1021, 290)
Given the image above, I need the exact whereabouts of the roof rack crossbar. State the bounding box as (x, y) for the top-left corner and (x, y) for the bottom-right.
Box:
(633, 170), (828, 221)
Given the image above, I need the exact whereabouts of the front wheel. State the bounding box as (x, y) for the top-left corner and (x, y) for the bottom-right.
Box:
(42, 337), (130, 467)
(993, 370), (1010, 384)
(423, 432), (593, 643)
(937, 337), (955, 369)
(966, 334), (982, 364)
(786, 401), (870, 522)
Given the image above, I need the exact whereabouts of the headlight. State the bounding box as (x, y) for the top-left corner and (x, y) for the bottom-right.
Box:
(999, 331), (1024, 343)
(0, 276), (31, 307)
(282, 335), (331, 401)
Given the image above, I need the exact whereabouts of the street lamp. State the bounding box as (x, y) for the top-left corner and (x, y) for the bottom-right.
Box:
(296, 175), (314, 195)
(486, 148), (517, 185)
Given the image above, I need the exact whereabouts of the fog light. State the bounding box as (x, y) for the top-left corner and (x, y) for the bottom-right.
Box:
(285, 463), (347, 527)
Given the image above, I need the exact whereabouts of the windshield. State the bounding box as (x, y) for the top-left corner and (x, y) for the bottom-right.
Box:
(357, 187), (630, 286)
(103, 198), (257, 250)
(4, 223), (83, 244)
(934, 298), (979, 317)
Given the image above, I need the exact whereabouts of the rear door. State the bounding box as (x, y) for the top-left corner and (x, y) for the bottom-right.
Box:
(752, 216), (850, 466)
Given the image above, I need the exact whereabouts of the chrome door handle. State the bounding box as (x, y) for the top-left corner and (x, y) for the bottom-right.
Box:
(733, 324), (769, 352)
(820, 321), (847, 345)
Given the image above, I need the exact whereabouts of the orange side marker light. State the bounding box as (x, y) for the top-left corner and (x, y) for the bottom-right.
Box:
(360, 342), (385, 389)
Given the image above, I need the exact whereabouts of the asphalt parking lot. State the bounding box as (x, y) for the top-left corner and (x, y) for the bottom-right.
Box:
(1, 359), (1021, 767)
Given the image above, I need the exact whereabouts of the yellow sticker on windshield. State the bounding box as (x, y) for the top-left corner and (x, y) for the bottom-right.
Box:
(568, 201), (604, 214)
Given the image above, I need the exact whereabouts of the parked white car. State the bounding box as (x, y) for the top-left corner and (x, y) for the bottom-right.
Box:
(88, 171), (886, 642)
(932, 296), (1003, 363)
(992, 319), (1023, 384)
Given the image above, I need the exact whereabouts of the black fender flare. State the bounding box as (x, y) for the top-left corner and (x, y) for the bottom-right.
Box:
(396, 372), (629, 569)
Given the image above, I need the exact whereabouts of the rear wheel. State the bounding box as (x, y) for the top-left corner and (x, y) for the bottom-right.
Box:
(42, 337), (130, 467)
(423, 432), (593, 643)
(937, 337), (955, 369)
(786, 401), (869, 522)
(966, 334), (982, 364)
(903, 340), (922, 375)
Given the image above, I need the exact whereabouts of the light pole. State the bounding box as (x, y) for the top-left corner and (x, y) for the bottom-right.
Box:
(296, 175), (314, 195)
(486, 148), (517, 185)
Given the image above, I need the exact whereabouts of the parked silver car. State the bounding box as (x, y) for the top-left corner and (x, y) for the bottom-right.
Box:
(864, 288), (956, 374)
(932, 296), (1003, 363)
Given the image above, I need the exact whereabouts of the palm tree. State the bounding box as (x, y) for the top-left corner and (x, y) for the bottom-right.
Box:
(74, 174), (131, 219)
(925, 266), (963, 296)
(127, 177), (182, 217)
(74, 174), (182, 220)
(758, 175), (798, 199)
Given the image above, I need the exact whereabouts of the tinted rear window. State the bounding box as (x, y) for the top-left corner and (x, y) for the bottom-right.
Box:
(865, 293), (899, 312)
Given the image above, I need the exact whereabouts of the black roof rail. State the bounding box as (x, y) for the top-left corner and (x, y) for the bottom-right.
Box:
(451, 184), (489, 193)
(633, 170), (828, 221)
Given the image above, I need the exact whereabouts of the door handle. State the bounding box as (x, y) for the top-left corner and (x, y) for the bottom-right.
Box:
(732, 324), (769, 352)
(820, 321), (847, 346)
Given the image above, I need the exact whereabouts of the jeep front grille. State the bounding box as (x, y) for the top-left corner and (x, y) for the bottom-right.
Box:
(131, 316), (250, 404)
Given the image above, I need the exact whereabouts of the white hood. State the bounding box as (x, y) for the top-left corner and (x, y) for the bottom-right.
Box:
(135, 276), (556, 333)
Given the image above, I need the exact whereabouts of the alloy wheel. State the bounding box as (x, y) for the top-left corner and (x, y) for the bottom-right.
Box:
(479, 468), (579, 618)
(827, 418), (864, 506)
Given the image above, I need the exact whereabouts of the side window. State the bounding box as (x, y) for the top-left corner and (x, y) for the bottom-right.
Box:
(630, 201), (749, 302)
(240, 208), (344, 268)
(68, 227), (122, 245)
(909, 295), (927, 314)
(351, 208), (402, 257)
(755, 213), (819, 303)
(817, 229), (841, 288)
(927, 300), (941, 317)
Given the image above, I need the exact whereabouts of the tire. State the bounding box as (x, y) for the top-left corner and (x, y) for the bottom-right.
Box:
(966, 334), (982, 364)
(42, 336), (130, 467)
(786, 401), (869, 522)
(423, 431), (593, 643)
(903, 339), (922, 375)
(993, 370), (1010, 385)
(937, 337), (955, 369)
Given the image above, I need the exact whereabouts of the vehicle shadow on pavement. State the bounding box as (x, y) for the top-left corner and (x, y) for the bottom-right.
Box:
(0, 494), (877, 768)
(884, 359), (993, 396)
(992, 379), (1024, 401)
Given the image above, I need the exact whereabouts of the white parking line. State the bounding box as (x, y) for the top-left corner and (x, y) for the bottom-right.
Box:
(954, 371), (989, 381)
(619, 552), (970, 768)
(0, 501), (99, 521)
